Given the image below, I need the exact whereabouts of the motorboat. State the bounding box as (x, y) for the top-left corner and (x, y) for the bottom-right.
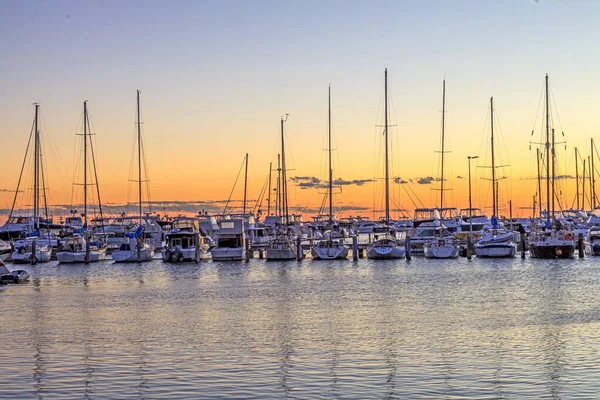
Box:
(588, 227), (600, 256)
(0, 262), (30, 284)
(367, 231), (406, 259)
(211, 218), (246, 261)
(475, 230), (516, 258)
(161, 217), (209, 262)
(265, 233), (297, 260)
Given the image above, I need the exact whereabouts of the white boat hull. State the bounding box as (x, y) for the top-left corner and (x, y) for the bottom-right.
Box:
(210, 247), (245, 261)
(367, 245), (406, 259)
(57, 248), (107, 263)
(161, 247), (208, 262)
(112, 248), (155, 263)
(265, 248), (297, 260)
(11, 248), (52, 264)
(311, 244), (348, 260)
(475, 243), (516, 258)
(424, 243), (459, 259)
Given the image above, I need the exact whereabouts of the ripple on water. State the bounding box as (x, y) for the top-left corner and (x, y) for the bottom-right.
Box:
(1, 257), (600, 398)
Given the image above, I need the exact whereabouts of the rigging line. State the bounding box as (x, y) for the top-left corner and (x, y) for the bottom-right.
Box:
(222, 156), (246, 215)
(87, 114), (106, 239)
(252, 171), (269, 214)
(10, 117), (35, 219)
(141, 134), (152, 214)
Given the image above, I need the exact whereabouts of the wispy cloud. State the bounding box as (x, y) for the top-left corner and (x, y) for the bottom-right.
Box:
(456, 175), (464, 179)
(520, 175), (575, 180)
(290, 176), (374, 189)
(393, 177), (408, 184)
(416, 176), (445, 185)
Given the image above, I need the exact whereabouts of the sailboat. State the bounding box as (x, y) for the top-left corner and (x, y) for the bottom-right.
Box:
(310, 86), (349, 260)
(424, 80), (459, 259)
(10, 103), (53, 264)
(57, 101), (108, 263)
(474, 97), (516, 258)
(528, 74), (575, 259)
(113, 91), (155, 263)
(366, 69), (405, 260)
(265, 117), (297, 260)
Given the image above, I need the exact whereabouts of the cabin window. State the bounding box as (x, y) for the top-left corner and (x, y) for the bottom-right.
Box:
(218, 237), (241, 248)
(221, 221), (235, 229)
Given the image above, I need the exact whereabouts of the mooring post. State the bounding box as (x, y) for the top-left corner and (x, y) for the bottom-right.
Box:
(405, 235), (411, 261)
(352, 236), (358, 261)
(296, 236), (302, 261)
(467, 236), (472, 261)
(520, 233), (526, 259)
(578, 233), (584, 258)
(258, 249), (264, 259)
(245, 239), (250, 263)
(85, 235), (91, 264)
(31, 239), (37, 265)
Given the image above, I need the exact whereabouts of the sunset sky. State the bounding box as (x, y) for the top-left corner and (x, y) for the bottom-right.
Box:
(1, 0), (599, 221)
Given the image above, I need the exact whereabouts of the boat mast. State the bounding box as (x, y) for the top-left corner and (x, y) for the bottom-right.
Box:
(384, 69), (390, 224)
(440, 79), (446, 212)
(137, 90), (142, 226)
(33, 103), (40, 230)
(276, 154), (281, 216)
(243, 153), (248, 216)
(589, 156), (593, 209)
(583, 158), (587, 211)
(536, 148), (542, 218)
(281, 117), (289, 227)
(592, 138), (596, 209)
(575, 147), (580, 210)
(328, 85), (333, 224)
(267, 161), (272, 216)
(552, 128), (556, 219)
(545, 74), (550, 225)
(83, 100), (88, 227)
(490, 97), (496, 217)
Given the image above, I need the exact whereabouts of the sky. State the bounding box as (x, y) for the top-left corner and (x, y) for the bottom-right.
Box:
(1, 0), (600, 222)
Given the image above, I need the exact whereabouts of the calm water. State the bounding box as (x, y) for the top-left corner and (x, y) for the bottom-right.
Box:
(2, 256), (600, 399)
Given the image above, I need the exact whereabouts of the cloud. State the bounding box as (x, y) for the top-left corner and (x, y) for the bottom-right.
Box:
(290, 176), (374, 189)
(456, 175), (464, 179)
(520, 175), (575, 181)
(393, 177), (408, 184)
(416, 176), (445, 184)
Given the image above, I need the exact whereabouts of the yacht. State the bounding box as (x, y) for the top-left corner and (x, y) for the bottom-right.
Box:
(587, 226), (600, 256)
(161, 217), (209, 262)
(0, 216), (36, 241)
(211, 218), (246, 261)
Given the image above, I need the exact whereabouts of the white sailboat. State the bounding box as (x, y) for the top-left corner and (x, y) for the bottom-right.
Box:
(367, 69), (405, 260)
(310, 86), (349, 260)
(57, 101), (108, 263)
(9, 104), (52, 264)
(424, 80), (459, 259)
(528, 74), (575, 259)
(265, 116), (297, 260)
(475, 97), (516, 258)
(112, 90), (154, 263)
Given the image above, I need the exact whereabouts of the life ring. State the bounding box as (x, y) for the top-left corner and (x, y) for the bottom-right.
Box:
(563, 232), (574, 241)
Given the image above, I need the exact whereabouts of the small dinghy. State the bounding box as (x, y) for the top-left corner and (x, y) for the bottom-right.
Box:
(0, 260), (30, 284)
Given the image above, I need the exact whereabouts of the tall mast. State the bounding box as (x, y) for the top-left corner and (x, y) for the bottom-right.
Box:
(536, 148), (542, 218)
(583, 158), (587, 210)
(243, 153), (248, 216)
(552, 128), (556, 218)
(328, 85), (333, 223)
(490, 97), (496, 216)
(267, 161), (272, 216)
(83, 100), (88, 227)
(276, 154), (281, 216)
(575, 147), (580, 210)
(590, 156), (594, 209)
(281, 117), (289, 226)
(440, 79), (446, 211)
(384, 68), (390, 223)
(33, 103), (40, 229)
(592, 138), (596, 208)
(545, 74), (550, 224)
(137, 90), (142, 226)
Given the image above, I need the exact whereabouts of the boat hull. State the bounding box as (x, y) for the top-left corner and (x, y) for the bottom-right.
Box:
(366, 245), (406, 259)
(529, 243), (575, 259)
(475, 244), (516, 258)
(11, 248), (52, 264)
(310, 245), (348, 260)
(161, 247), (208, 262)
(56, 248), (107, 263)
(211, 247), (245, 261)
(112, 248), (155, 263)
(424, 243), (459, 259)
(265, 248), (297, 260)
